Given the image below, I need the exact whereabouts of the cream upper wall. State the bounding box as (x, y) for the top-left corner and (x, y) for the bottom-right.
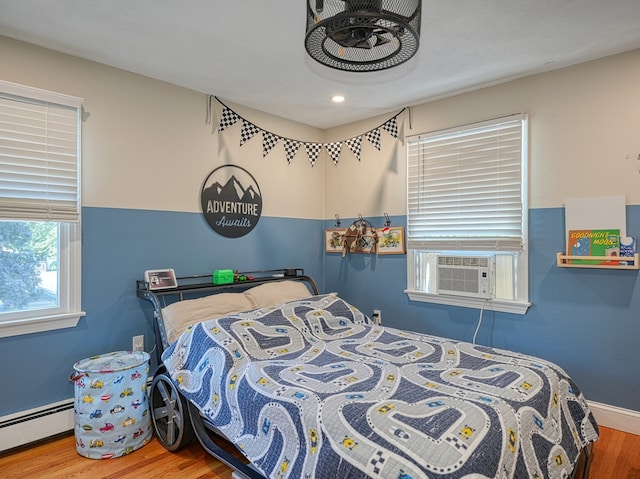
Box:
(1, 37), (325, 219)
(324, 49), (640, 217)
(3, 36), (639, 220)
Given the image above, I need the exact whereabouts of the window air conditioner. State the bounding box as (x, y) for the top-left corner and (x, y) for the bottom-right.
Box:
(436, 255), (495, 299)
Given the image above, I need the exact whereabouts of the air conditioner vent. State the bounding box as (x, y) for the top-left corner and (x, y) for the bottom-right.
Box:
(437, 256), (490, 268)
(436, 255), (495, 299)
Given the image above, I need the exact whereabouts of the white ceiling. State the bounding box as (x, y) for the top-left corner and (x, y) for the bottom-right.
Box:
(1, 0), (639, 129)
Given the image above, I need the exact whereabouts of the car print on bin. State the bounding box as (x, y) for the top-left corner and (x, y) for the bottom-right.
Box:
(99, 422), (115, 433)
(122, 417), (136, 427)
(110, 404), (125, 414)
(89, 379), (103, 389)
(120, 387), (134, 398)
(89, 409), (102, 419)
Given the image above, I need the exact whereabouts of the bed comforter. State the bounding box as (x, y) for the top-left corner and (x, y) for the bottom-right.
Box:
(162, 294), (598, 479)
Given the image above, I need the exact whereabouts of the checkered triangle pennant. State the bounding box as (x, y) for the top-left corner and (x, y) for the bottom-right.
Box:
(262, 131), (281, 157)
(217, 106), (240, 132)
(346, 136), (363, 161)
(304, 142), (323, 166)
(365, 128), (381, 150)
(240, 120), (261, 146)
(382, 117), (399, 139)
(324, 141), (342, 165)
(283, 139), (302, 163)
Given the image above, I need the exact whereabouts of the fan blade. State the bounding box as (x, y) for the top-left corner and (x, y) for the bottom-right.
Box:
(330, 27), (374, 48)
(372, 34), (391, 46)
(354, 39), (373, 49)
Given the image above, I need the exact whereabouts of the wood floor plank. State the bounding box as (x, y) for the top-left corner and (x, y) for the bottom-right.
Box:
(1, 425), (638, 478)
(588, 426), (640, 479)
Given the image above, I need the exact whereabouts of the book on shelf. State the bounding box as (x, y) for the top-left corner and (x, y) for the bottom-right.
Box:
(566, 229), (621, 265)
(619, 236), (636, 266)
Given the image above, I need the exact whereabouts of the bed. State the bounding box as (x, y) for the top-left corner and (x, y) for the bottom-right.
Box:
(137, 269), (598, 479)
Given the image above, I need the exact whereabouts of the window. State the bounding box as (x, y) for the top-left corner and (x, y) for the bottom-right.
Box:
(406, 114), (530, 314)
(0, 80), (85, 337)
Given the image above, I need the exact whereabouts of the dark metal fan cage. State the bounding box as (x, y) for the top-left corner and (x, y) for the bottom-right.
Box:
(305, 0), (421, 72)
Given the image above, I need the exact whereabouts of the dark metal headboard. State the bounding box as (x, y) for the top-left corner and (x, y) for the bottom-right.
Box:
(136, 268), (319, 362)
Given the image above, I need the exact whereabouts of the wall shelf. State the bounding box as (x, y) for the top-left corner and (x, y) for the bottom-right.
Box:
(556, 252), (639, 270)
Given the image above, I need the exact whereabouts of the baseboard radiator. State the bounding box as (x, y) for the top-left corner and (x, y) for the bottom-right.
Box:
(0, 399), (74, 453)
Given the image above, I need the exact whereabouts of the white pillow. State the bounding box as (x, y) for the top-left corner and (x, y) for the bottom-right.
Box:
(160, 280), (314, 344)
(161, 292), (254, 343)
(243, 280), (313, 309)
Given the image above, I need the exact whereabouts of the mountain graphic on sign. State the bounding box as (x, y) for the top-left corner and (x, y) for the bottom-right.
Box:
(206, 175), (262, 203)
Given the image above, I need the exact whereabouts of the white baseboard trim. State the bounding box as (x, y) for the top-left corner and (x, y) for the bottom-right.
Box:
(588, 400), (640, 435)
(0, 396), (636, 453)
(0, 398), (74, 453)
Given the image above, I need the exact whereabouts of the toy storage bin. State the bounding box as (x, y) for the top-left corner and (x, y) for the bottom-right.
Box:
(70, 351), (152, 459)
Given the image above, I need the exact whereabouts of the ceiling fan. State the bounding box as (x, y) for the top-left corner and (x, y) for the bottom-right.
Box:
(305, 0), (422, 72)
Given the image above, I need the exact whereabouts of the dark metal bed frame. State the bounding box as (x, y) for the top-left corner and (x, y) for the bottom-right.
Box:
(137, 268), (317, 479)
(136, 268), (593, 479)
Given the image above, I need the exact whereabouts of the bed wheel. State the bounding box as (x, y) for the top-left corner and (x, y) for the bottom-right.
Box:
(150, 372), (194, 451)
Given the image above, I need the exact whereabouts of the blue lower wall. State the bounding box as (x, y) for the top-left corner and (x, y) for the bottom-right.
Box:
(324, 208), (640, 411)
(1, 206), (638, 417)
(0, 208), (324, 416)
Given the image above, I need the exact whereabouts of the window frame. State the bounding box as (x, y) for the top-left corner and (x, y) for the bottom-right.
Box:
(0, 80), (85, 338)
(405, 114), (530, 314)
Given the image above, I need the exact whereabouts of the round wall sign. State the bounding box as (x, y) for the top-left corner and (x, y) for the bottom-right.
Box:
(200, 165), (262, 238)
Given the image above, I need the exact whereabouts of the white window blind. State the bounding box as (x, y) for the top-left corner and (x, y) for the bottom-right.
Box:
(0, 80), (82, 222)
(407, 114), (526, 252)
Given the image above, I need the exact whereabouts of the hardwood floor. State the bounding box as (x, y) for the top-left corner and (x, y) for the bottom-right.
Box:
(1, 426), (638, 478)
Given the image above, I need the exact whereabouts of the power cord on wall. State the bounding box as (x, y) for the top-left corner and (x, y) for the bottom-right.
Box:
(472, 299), (489, 345)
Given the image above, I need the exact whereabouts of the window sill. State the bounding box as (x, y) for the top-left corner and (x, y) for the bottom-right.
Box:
(0, 311), (86, 338)
(405, 290), (531, 315)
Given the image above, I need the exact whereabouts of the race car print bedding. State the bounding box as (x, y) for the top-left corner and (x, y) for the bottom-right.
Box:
(161, 294), (598, 479)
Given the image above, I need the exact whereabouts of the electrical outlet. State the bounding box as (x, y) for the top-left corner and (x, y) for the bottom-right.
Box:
(132, 335), (144, 352)
(372, 309), (381, 325)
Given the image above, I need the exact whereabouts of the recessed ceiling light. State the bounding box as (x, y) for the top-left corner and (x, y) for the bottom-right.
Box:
(331, 95), (345, 103)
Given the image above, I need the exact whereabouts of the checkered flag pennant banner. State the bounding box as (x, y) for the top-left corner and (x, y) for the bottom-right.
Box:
(217, 106), (240, 132)
(262, 131), (281, 157)
(283, 139), (302, 163)
(382, 116), (399, 139)
(365, 128), (382, 150)
(324, 141), (342, 165)
(213, 98), (407, 164)
(304, 142), (323, 166)
(240, 120), (261, 146)
(346, 136), (363, 161)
